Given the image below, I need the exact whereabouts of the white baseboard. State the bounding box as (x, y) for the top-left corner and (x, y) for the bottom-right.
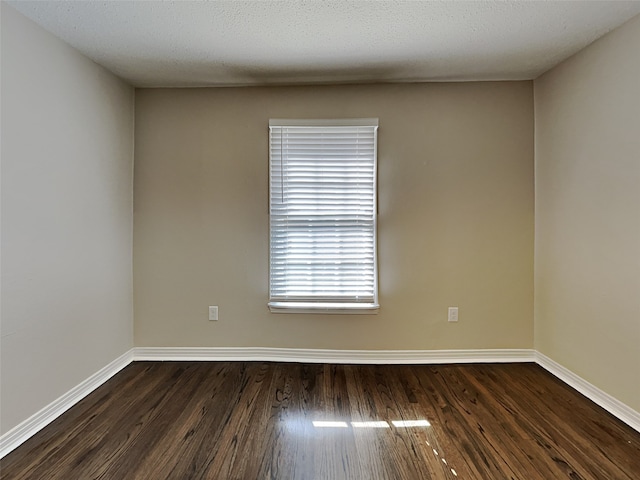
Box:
(132, 347), (536, 364)
(535, 352), (640, 432)
(0, 349), (134, 458)
(2, 347), (638, 460)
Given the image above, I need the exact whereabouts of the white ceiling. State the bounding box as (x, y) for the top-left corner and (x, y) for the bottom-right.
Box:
(7, 0), (640, 87)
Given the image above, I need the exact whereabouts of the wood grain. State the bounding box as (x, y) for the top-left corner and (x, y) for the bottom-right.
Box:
(2, 362), (639, 479)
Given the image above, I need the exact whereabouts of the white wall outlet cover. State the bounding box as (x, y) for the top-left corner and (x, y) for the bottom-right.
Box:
(209, 306), (218, 321)
(448, 307), (459, 322)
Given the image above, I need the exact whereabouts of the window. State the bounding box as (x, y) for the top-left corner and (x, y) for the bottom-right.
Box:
(269, 119), (379, 313)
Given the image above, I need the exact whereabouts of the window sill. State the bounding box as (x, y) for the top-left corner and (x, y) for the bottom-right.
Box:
(268, 302), (380, 315)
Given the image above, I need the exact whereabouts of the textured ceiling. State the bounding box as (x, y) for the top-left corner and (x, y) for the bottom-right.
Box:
(7, 1), (640, 87)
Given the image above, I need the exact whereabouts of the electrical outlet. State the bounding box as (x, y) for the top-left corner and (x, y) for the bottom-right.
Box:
(448, 307), (458, 322)
(209, 306), (219, 321)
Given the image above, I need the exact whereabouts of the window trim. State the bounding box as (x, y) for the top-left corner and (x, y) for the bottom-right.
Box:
(268, 301), (380, 314)
(268, 118), (379, 314)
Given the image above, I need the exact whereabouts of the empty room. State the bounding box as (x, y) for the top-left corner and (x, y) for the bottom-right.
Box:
(1, 1), (639, 478)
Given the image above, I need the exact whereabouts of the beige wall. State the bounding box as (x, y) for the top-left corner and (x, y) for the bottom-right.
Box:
(534, 15), (640, 412)
(1, 5), (134, 434)
(134, 82), (534, 350)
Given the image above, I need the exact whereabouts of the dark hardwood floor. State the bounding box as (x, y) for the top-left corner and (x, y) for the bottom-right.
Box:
(1, 362), (639, 479)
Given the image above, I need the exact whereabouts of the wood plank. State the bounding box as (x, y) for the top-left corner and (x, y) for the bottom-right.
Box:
(2, 362), (639, 479)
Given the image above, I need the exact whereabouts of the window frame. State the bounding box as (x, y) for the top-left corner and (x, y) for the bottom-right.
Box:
(268, 118), (380, 314)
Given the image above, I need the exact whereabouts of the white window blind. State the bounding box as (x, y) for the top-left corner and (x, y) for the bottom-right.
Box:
(268, 119), (379, 313)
